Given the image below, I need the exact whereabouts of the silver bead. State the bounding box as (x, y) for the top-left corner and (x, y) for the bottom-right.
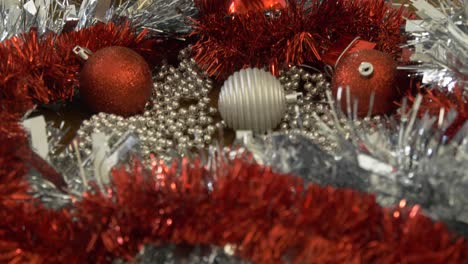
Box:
(198, 115), (209, 125)
(165, 119), (175, 127)
(206, 125), (216, 135)
(283, 82), (293, 90)
(182, 87), (190, 95)
(175, 122), (185, 131)
(203, 134), (212, 144)
(304, 82), (313, 92)
(189, 105), (198, 114)
(291, 73), (301, 81)
(174, 131), (183, 139)
(290, 120), (298, 128)
(171, 101), (180, 109)
(200, 88), (210, 96)
(201, 97), (210, 104)
(187, 117), (196, 127)
(173, 92), (181, 100)
(292, 82), (300, 90)
(169, 111), (178, 119)
(197, 101), (207, 110)
(193, 127), (204, 136)
(177, 143), (188, 151)
(317, 80), (327, 89)
(165, 140), (174, 148)
(168, 125), (177, 133)
(147, 120), (156, 128)
(216, 121), (225, 129)
(194, 137), (203, 146)
(179, 108), (188, 116)
(157, 138), (166, 147)
(208, 107), (218, 115)
(178, 136), (189, 144)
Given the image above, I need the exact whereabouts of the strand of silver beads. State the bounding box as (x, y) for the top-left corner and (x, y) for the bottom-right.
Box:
(277, 66), (384, 152)
(77, 47), (223, 160)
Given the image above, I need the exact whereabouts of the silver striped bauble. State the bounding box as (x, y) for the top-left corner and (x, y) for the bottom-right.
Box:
(218, 68), (286, 133)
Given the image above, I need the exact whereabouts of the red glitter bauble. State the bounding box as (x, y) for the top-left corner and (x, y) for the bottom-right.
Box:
(79, 46), (152, 116)
(331, 49), (399, 117)
(229, 0), (286, 14)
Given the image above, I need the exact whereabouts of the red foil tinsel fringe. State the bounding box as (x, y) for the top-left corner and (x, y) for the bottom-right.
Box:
(0, 21), (157, 114)
(0, 146), (467, 263)
(192, 0), (409, 79)
(408, 85), (468, 136)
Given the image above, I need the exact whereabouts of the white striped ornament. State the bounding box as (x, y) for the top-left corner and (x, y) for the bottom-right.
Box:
(218, 68), (287, 133)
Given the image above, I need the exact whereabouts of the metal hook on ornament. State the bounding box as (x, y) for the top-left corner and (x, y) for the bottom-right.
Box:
(73, 45), (93, 60)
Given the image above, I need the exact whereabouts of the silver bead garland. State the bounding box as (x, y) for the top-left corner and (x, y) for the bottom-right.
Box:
(77, 47), (223, 161)
(277, 66), (385, 152)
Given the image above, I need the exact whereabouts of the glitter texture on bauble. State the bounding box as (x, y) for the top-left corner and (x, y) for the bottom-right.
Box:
(79, 46), (153, 117)
(331, 49), (400, 117)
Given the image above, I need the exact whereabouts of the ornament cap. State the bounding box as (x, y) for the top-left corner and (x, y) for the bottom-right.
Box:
(286, 92), (303, 104)
(358, 62), (374, 77)
(73, 46), (93, 60)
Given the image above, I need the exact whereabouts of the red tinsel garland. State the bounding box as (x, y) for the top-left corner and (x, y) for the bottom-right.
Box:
(0, 6), (467, 263)
(0, 124), (467, 263)
(0, 21), (158, 114)
(408, 85), (468, 136)
(192, 0), (408, 79)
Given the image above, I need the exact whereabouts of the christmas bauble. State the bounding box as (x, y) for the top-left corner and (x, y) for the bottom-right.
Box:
(229, 0), (286, 14)
(218, 68), (287, 133)
(331, 49), (399, 117)
(79, 46), (153, 116)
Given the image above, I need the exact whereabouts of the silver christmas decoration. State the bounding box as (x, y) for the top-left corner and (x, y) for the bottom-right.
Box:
(239, 100), (468, 234)
(218, 68), (292, 133)
(403, 0), (467, 91)
(116, 244), (248, 264)
(119, 0), (197, 34)
(311, 95), (468, 228)
(0, 0), (197, 42)
(276, 65), (385, 153)
(77, 47), (222, 162)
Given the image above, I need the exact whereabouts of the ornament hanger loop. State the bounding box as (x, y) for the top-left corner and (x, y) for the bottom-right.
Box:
(358, 62), (374, 77)
(73, 46), (93, 60)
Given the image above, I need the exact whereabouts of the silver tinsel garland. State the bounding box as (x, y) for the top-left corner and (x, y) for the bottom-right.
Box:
(241, 94), (468, 231)
(403, 0), (467, 90)
(0, 0), (197, 41)
(115, 244), (248, 264)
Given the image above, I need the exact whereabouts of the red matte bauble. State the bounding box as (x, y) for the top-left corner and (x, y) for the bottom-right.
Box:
(229, 0), (286, 14)
(79, 46), (152, 116)
(331, 49), (399, 117)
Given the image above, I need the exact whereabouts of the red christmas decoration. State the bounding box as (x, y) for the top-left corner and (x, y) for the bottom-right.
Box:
(0, 153), (467, 263)
(408, 84), (468, 137)
(0, 21), (159, 115)
(79, 46), (153, 116)
(228, 0), (286, 14)
(331, 49), (400, 117)
(192, 0), (409, 79)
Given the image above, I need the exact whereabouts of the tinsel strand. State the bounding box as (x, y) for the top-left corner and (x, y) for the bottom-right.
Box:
(191, 0), (408, 79)
(1, 151), (467, 263)
(0, 21), (159, 114)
